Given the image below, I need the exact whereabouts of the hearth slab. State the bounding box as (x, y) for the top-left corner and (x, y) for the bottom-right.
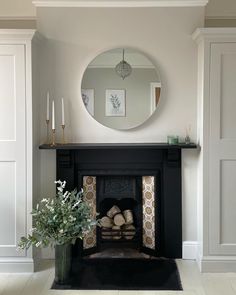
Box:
(51, 258), (183, 290)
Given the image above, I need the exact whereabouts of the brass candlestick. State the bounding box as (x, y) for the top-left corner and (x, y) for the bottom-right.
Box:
(61, 124), (66, 144)
(46, 119), (50, 144)
(51, 129), (56, 147)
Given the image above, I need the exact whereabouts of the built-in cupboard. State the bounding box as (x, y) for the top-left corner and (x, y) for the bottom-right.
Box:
(0, 30), (35, 272)
(194, 28), (236, 272)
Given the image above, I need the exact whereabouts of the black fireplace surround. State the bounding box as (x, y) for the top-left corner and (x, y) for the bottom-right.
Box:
(40, 143), (197, 258)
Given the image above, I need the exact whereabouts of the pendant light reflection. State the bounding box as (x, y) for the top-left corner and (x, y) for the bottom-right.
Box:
(115, 49), (132, 80)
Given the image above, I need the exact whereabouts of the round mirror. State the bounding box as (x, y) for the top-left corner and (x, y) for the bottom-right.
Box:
(81, 48), (161, 130)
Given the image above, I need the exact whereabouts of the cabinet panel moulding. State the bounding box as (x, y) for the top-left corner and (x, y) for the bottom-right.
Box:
(0, 29), (36, 42)
(192, 28), (236, 43)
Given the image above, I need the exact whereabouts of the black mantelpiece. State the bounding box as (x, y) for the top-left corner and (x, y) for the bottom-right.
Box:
(40, 143), (197, 258)
(39, 142), (197, 150)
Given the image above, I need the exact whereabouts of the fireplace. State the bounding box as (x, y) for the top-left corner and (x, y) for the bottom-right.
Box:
(46, 143), (198, 258)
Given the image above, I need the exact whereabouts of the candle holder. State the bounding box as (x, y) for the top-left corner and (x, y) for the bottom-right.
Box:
(61, 124), (66, 144)
(46, 119), (50, 144)
(51, 129), (56, 147)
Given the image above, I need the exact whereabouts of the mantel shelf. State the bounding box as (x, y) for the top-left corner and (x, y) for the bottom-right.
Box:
(39, 142), (198, 150)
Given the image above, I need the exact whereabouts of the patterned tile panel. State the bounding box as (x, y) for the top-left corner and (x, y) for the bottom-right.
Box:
(142, 176), (156, 250)
(83, 176), (97, 249)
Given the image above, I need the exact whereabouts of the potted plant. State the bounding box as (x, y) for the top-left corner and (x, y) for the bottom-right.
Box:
(18, 180), (97, 284)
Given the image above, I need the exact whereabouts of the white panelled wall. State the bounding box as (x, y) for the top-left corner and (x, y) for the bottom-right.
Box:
(193, 28), (236, 272)
(0, 30), (35, 272)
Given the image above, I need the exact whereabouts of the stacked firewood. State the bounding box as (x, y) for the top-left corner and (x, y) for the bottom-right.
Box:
(100, 205), (136, 240)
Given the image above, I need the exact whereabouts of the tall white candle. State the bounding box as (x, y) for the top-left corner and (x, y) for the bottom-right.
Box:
(61, 98), (65, 125)
(52, 100), (55, 130)
(46, 92), (50, 120)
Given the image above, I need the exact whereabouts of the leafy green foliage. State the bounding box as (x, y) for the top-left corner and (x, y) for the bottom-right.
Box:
(18, 180), (97, 249)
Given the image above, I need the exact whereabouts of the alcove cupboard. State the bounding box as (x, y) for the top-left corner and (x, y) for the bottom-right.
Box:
(194, 28), (236, 272)
(0, 30), (35, 272)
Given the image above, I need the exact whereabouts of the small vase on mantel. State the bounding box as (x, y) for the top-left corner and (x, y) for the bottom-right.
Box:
(55, 243), (72, 285)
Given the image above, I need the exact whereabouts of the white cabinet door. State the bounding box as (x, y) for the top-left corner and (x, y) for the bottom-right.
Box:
(0, 45), (27, 257)
(209, 43), (236, 255)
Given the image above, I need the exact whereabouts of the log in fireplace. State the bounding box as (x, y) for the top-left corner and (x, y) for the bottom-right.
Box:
(40, 142), (197, 258)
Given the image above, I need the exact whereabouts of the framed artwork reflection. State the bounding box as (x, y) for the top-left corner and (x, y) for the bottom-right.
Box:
(105, 89), (126, 117)
(150, 82), (161, 113)
(82, 89), (95, 116)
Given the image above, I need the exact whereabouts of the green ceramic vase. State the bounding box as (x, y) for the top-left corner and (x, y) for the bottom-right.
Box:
(55, 243), (72, 284)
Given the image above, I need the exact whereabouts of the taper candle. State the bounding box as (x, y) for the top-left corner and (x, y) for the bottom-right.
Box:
(52, 100), (55, 130)
(46, 92), (50, 120)
(61, 98), (65, 125)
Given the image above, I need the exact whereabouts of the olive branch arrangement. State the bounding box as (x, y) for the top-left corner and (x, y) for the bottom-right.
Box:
(18, 180), (97, 249)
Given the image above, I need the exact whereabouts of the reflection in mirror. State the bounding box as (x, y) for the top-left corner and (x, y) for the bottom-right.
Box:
(81, 48), (161, 130)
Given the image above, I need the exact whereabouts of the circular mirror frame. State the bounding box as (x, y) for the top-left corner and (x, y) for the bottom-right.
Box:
(81, 47), (162, 130)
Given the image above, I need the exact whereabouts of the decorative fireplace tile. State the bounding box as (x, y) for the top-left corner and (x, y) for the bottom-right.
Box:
(83, 176), (97, 249)
(142, 176), (156, 250)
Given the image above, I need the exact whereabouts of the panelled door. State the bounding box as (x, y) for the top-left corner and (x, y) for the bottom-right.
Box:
(0, 44), (27, 257)
(209, 43), (236, 255)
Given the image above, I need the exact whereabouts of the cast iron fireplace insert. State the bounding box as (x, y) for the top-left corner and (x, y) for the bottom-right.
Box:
(83, 174), (159, 255)
(39, 143), (197, 258)
(97, 175), (142, 249)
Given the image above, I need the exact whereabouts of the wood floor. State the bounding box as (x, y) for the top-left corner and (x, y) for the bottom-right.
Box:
(0, 259), (236, 295)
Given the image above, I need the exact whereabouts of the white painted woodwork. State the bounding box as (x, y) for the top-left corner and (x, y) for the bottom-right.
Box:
(0, 162), (16, 245)
(182, 241), (198, 260)
(0, 50), (16, 141)
(193, 28), (236, 272)
(33, 0), (208, 8)
(209, 42), (236, 255)
(0, 30), (35, 272)
(0, 44), (26, 257)
(220, 161), (236, 244)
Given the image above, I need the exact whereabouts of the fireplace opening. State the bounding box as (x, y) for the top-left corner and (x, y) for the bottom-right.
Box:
(82, 174), (158, 257)
(97, 175), (142, 250)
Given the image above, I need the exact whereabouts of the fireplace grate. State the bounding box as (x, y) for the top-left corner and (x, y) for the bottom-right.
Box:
(99, 227), (140, 243)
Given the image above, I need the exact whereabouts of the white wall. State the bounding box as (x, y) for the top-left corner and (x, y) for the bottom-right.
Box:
(35, 7), (204, 255)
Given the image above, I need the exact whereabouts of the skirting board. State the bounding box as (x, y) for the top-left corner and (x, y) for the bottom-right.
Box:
(182, 241), (198, 260)
(0, 258), (34, 273)
(198, 256), (236, 273)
